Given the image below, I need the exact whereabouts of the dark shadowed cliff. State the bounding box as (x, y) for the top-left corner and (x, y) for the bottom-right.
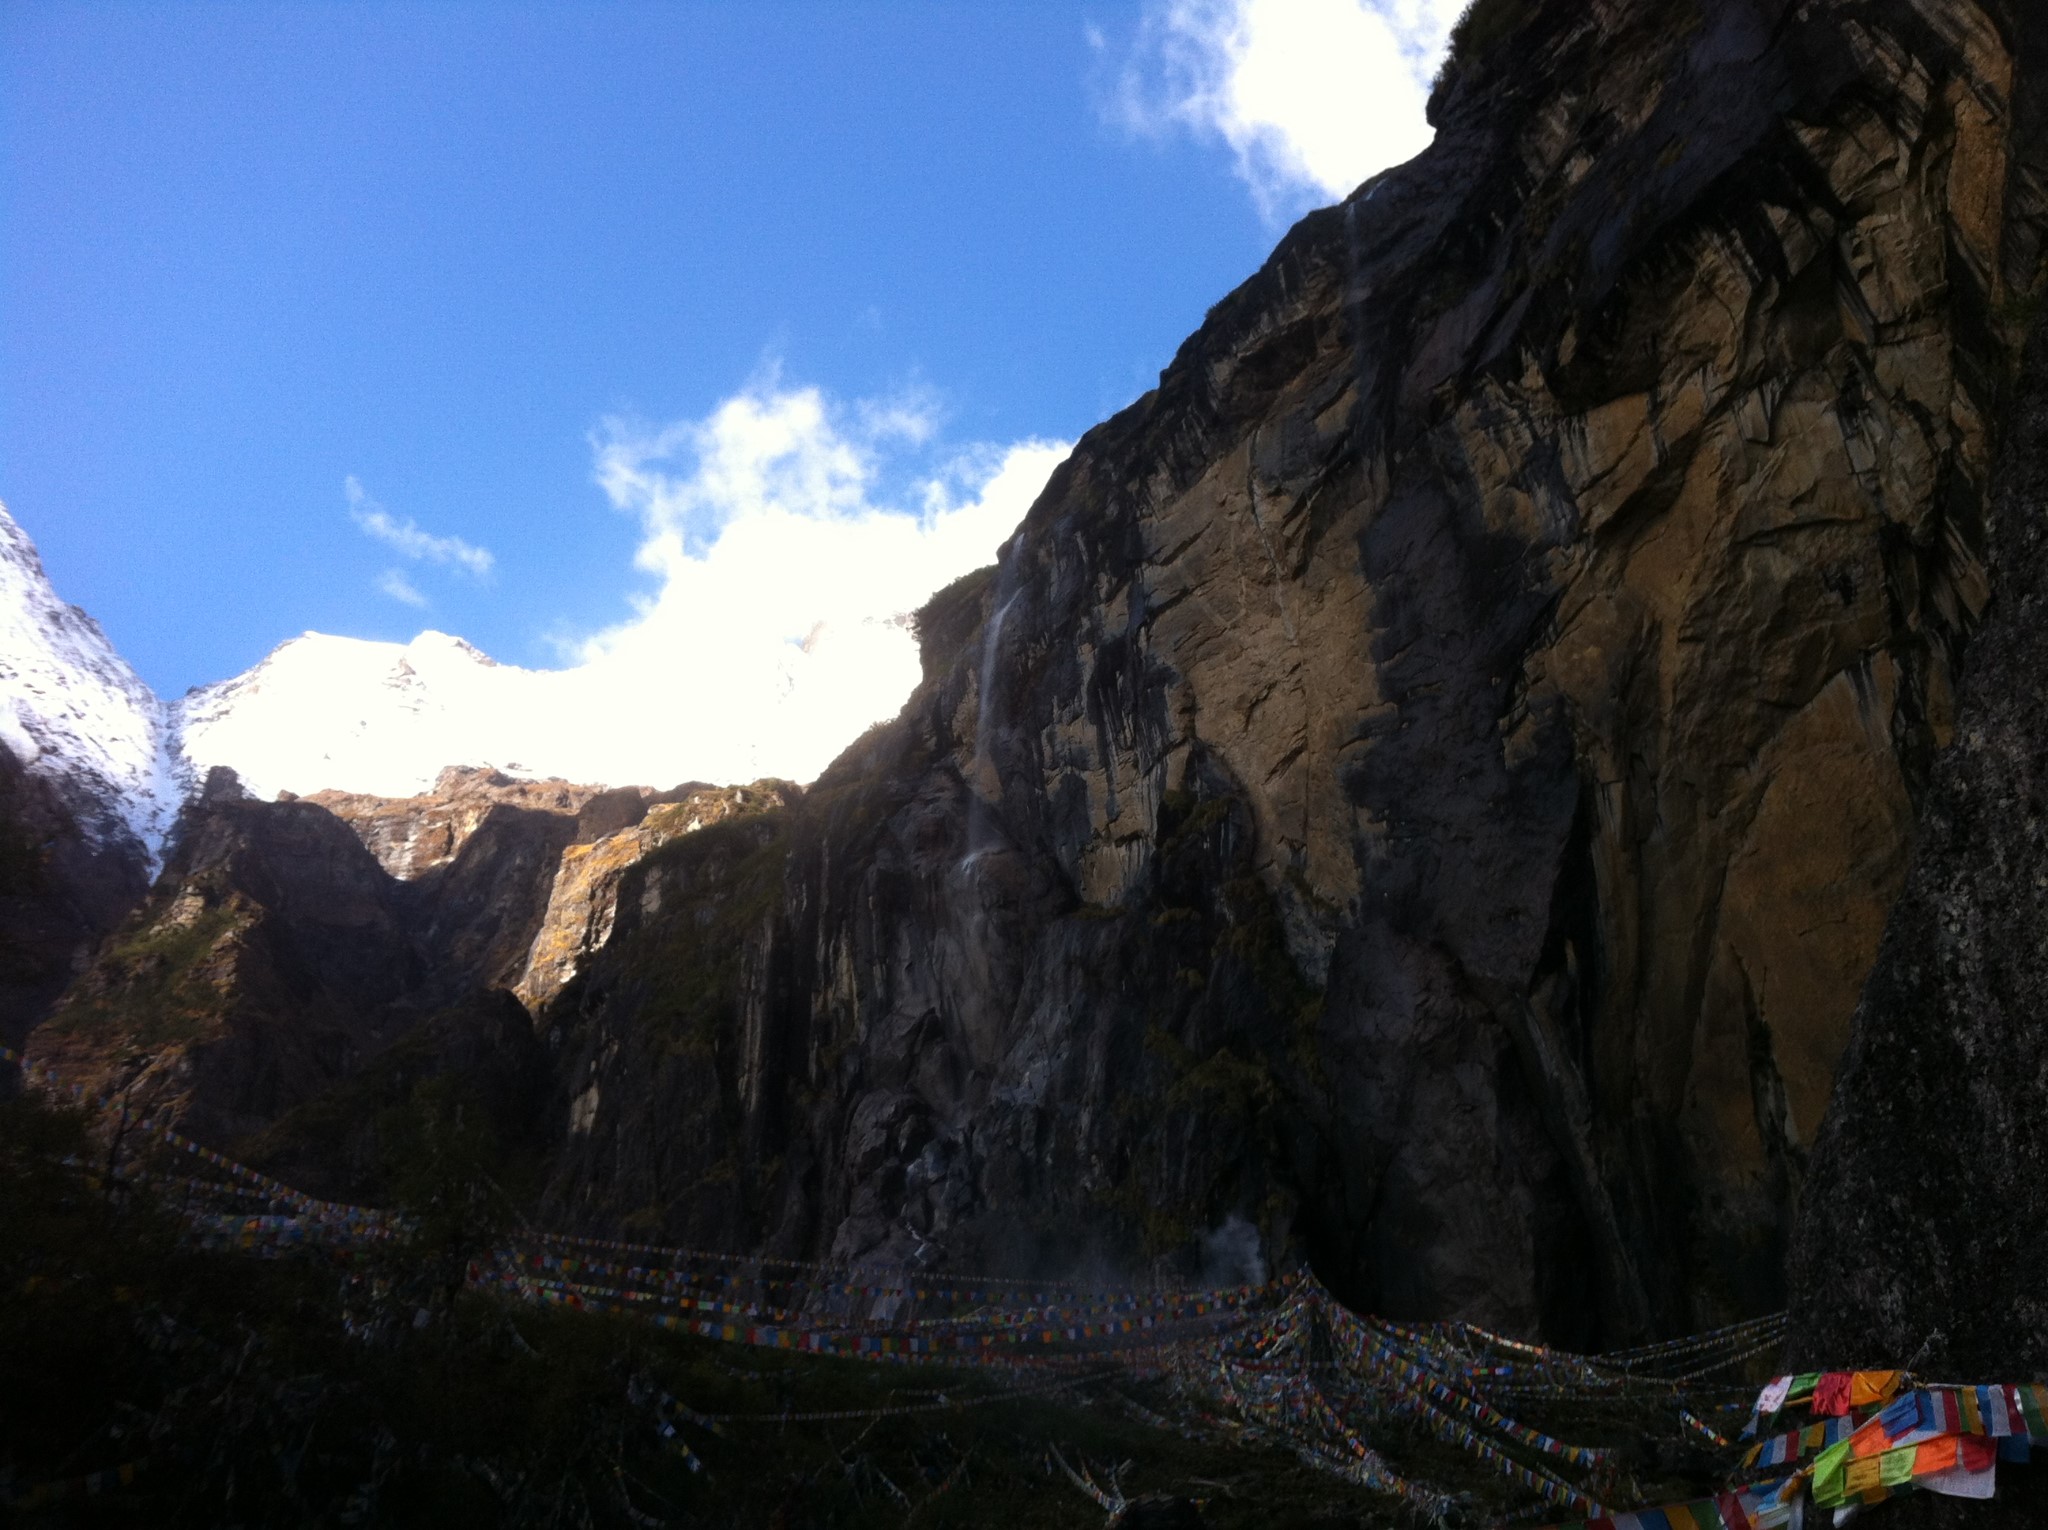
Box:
(0, 746), (150, 1052)
(28, 770), (788, 1198)
(1781, 317), (2048, 1527)
(32, 0), (2048, 1349)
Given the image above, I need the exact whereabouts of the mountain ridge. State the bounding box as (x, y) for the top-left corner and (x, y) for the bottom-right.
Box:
(0, 501), (187, 867)
(0, 498), (866, 823)
(12, 0), (2048, 1369)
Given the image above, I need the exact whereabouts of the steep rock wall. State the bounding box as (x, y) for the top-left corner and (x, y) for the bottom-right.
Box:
(24, 773), (791, 1179)
(25, 0), (2048, 1348)
(516, 782), (799, 1010)
(298, 767), (626, 880)
(0, 501), (175, 1045)
(31, 772), (430, 1142)
(1784, 308), (2048, 1530)
(0, 747), (151, 1051)
(537, 0), (2048, 1340)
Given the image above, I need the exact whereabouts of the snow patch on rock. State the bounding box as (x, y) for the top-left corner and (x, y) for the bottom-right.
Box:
(0, 501), (187, 867)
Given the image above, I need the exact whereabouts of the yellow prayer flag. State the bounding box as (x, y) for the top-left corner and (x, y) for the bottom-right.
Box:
(1850, 1370), (1902, 1408)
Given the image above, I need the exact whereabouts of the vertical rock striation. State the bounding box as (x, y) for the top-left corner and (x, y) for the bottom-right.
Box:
(537, 0), (2048, 1339)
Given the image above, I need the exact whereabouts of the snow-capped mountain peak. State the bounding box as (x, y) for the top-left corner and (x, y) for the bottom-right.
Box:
(0, 503), (934, 829)
(173, 628), (542, 802)
(0, 501), (186, 866)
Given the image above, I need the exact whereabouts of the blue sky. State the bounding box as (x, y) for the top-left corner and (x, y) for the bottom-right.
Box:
(2, 0), (1460, 782)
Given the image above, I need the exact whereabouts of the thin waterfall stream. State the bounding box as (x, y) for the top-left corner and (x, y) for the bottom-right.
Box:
(959, 565), (1020, 871)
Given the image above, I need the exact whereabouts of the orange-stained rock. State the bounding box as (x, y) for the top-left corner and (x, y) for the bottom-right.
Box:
(299, 766), (622, 880)
(515, 783), (797, 1010)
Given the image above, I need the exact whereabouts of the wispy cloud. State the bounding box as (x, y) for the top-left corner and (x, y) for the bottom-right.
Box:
(375, 568), (429, 608)
(346, 476), (495, 579)
(1110, 0), (1465, 221)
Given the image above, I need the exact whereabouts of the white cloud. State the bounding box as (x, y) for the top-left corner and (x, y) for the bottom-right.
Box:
(575, 385), (1069, 786)
(347, 476), (495, 579)
(184, 387), (1070, 797)
(1114, 0), (1465, 220)
(375, 568), (429, 608)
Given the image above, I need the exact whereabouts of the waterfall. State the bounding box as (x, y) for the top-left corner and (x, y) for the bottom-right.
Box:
(960, 566), (1020, 869)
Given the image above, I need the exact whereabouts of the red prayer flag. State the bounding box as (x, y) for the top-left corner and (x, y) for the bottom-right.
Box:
(1814, 1372), (1855, 1416)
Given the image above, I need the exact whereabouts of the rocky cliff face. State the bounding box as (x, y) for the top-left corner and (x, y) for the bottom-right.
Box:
(1786, 302), (2048, 1390)
(1776, 313), (2048, 1530)
(533, 0), (2048, 1338)
(0, 500), (179, 1045)
(25, 769), (792, 1186)
(0, 748), (153, 1052)
(28, 0), (2048, 1345)
(33, 768), (433, 1144)
(515, 781), (796, 1010)
(297, 767), (623, 880)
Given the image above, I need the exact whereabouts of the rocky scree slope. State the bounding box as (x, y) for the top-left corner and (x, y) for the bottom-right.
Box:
(531, 0), (2048, 1339)
(31, 0), (2048, 1346)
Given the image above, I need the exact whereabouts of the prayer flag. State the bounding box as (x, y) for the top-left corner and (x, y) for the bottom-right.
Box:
(1913, 1437), (1958, 1476)
(1922, 1453), (1997, 1500)
(1987, 1385), (2015, 1437)
(1878, 1393), (1919, 1440)
(1813, 1372), (1854, 1416)
(2021, 1385), (2048, 1438)
(1812, 1439), (1851, 1505)
(1849, 1370), (1900, 1408)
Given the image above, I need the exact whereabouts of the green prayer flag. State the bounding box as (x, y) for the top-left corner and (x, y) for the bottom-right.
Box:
(1962, 1390), (1985, 1433)
(1812, 1439), (1852, 1507)
(2018, 1385), (2048, 1439)
(1880, 1447), (1915, 1488)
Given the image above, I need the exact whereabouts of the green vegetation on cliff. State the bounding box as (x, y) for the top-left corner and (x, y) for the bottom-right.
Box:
(43, 898), (246, 1049)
